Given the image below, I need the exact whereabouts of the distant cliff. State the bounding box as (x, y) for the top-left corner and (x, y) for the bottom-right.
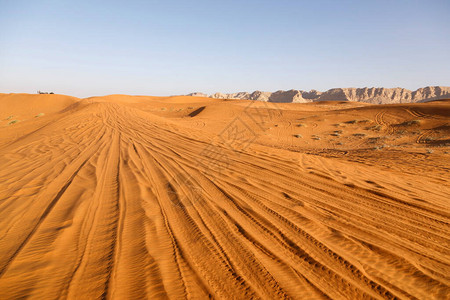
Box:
(188, 86), (450, 104)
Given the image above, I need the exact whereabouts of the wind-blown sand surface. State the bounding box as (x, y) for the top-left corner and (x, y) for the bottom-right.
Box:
(0, 93), (449, 299)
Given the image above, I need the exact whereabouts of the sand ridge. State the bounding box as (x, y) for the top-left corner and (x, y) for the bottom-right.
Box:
(0, 93), (449, 299)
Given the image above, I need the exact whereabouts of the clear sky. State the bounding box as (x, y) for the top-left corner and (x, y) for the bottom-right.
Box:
(1, 0), (449, 98)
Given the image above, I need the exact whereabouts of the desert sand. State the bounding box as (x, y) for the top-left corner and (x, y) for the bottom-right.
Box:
(0, 93), (449, 299)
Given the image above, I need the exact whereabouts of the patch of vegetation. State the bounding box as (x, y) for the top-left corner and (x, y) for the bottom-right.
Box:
(346, 119), (371, 125)
(311, 135), (321, 140)
(35, 113), (45, 117)
(400, 120), (421, 126)
(294, 134), (303, 138)
(296, 123), (307, 127)
(366, 125), (382, 131)
(373, 145), (385, 150)
(368, 137), (383, 143)
(6, 116), (14, 120)
(353, 133), (366, 137)
(330, 133), (341, 136)
(8, 120), (19, 125)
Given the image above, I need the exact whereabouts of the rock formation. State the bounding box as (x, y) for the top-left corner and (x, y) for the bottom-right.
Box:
(188, 86), (450, 104)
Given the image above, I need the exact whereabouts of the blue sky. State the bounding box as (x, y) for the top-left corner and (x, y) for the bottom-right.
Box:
(0, 0), (449, 97)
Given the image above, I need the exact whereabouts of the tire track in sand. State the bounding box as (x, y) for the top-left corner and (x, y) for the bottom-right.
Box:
(0, 100), (449, 299)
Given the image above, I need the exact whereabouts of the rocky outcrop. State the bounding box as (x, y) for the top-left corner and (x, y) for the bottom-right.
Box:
(189, 86), (450, 104)
(187, 92), (209, 97)
(318, 87), (450, 104)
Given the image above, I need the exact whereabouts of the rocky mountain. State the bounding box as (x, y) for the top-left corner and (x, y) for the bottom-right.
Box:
(188, 86), (450, 104)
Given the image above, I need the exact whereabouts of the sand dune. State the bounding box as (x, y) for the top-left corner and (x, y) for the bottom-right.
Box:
(0, 93), (449, 299)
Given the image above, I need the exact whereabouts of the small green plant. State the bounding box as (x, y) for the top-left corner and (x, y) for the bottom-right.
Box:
(8, 120), (19, 125)
(35, 113), (45, 117)
(6, 115), (14, 120)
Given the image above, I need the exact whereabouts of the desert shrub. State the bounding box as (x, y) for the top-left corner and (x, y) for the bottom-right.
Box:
(35, 113), (45, 117)
(426, 149), (433, 154)
(311, 135), (321, 140)
(353, 133), (366, 137)
(296, 123), (307, 127)
(330, 133), (340, 136)
(368, 137), (382, 143)
(6, 116), (14, 120)
(294, 134), (303, 138)
(346, 119), (371, 125)
(366, 125), (382, 131)
(8, 120), (19, 125)
(400, 120), (421, 126)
